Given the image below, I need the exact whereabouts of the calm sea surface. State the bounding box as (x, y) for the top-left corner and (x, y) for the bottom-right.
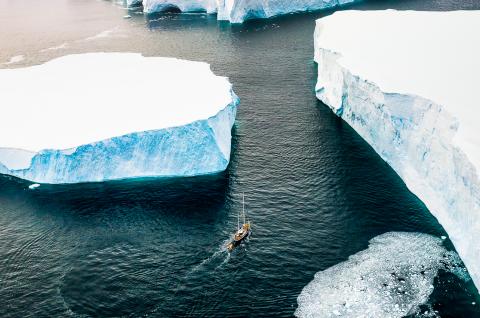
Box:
(1, 0), (479, 317)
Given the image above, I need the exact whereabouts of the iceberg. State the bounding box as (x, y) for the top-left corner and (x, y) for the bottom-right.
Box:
(296, 232), (469, 318)
(314, 10), (480, 290)
(0, 53), (239, 184)
(138, 0), (361, 24)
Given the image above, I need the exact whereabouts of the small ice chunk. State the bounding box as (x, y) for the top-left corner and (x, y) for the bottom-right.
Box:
(28, 184), (40, 190)
(4, 55), (24, 65)
(82, 28), (124, 41)
(441, 236), (447, 240)
(40, 43), (68, 52)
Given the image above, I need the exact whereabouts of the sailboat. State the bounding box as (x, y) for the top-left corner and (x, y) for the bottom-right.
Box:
(227, 193), (251, 252)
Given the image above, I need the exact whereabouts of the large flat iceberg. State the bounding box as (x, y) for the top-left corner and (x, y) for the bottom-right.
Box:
(314, 10), (480, 290)
(0, 53), (239, 184)
(136, 0), (360, 24)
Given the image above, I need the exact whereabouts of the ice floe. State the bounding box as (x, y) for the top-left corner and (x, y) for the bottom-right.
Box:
(296, 232), (469, 318)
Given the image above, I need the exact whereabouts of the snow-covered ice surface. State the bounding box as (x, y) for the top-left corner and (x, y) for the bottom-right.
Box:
(295, 232), (469, 318)
(138, 0), (360, 23)
(0, 53), (239, 184)
(0, 148), (36, 171)
(314, 10), (480, 290)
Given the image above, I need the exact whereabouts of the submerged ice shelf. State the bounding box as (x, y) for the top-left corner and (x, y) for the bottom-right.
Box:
(296, 232), (469, 318)
(130, 0), (360, 23)
(0, 53), (239, 184)
(314, 10), (480, 290)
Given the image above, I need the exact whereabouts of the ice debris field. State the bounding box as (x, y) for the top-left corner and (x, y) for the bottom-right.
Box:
(295, 232), (469, 318)
(314, 10), (480, 290)
(128, 0), (360, 23)
(0, 53), (239, 184)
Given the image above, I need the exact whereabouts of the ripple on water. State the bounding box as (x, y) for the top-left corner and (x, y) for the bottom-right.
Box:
(60, 243), (173, 317)
(295, 232), (470, 318)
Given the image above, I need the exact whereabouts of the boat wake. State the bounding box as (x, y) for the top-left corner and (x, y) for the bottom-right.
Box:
(187, 239), (232, 277)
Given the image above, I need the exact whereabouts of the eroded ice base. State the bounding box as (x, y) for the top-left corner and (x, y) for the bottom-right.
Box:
(138, 0), (360, 23)
(295, 232), (469, 318)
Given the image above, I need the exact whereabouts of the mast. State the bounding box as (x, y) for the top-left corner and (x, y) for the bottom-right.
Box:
(237, 209), (240, 230)
(243, 193), (246, 224)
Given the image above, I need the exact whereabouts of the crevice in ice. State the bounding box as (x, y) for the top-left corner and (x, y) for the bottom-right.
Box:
(151, 3), (182, 13)
(163, 4), (182, 13)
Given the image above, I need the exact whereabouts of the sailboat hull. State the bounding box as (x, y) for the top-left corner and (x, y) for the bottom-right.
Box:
(227, 230), (250, 251)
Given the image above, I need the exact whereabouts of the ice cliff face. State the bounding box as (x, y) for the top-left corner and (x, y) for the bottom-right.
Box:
(218, 0), (360, 23)
(2, 104), (237, 184)
(314, 10), (480, 290)
(138, 0), (360, 23)
(0, 53), (239, 184)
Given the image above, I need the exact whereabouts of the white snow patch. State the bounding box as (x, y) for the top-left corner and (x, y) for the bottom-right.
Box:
(295, 232), (468, 318)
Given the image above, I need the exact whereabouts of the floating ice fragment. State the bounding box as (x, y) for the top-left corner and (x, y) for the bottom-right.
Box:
(28, 184), (40, 190)
(82, 27), (126, 41)
(295, 232), (469, 318)
(3, 55), (24, 65)
(40, 43), (68, 52)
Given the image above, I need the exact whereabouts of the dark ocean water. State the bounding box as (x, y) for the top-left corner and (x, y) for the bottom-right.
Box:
(1, 0), (479, 317)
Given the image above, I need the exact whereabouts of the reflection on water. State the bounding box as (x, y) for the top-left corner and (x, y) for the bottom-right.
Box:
(25, 173), (230, 218)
